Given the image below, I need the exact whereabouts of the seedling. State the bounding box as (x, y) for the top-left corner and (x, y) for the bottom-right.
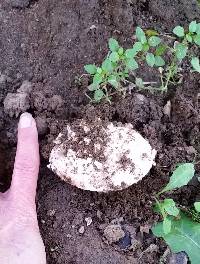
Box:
(84, 21), (200, 103)
(152, 163), (200, 264)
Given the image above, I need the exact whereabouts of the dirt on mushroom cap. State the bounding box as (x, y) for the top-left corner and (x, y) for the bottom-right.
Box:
(48, 118), (156, 192)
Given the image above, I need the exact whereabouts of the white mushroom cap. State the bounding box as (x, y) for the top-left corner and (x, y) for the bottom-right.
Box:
(48, 120), (156, 192)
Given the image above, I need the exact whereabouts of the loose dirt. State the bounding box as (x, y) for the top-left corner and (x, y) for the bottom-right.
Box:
(0, 0), (200, 263)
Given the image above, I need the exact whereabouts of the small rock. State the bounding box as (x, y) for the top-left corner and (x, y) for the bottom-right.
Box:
(48, 95), (64, 112)
(140, 224), (151, 234)
(32, 92), (48, 112)
(17, 80), (32, 94)
(11, 0), (31, 8)
(35, 116), (48, 135)
(66, 234), (72, 238)
(4, 92), (30, 117)
(85, 217), (92, 226)
(97, 210), (103, 220)
(103, 224), (125, 244)
(169, 252), (188, 264)
(41, 219), (45, 224)
(78, 226), (85, 234)
(47, 209), (56, 217)
(163, 100), (171, 117)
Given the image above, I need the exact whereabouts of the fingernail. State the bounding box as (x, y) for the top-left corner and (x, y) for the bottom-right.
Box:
(19, 113), (33, 128)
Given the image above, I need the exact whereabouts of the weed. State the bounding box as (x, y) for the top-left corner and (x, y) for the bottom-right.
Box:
(152, 163), (200, 264)
(84, 21), (200, 103)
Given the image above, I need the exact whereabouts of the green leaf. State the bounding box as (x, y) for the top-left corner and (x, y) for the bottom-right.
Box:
(93, 73), (103, 84)
(125, 49), (137, 59)
(191, 57), (200, 73)
(88, 83), (99, 91)
(136, 27), (147, 44)
(118, 47), (124, 56)
(143, 43), (150, 52)
(194, 202), (200, 213)
(159, 163), (195, 194)
(109, 38), (120, 52)
(173, 26), (185, 37)
(155, 56), (165, 67)
(196, 23), (200, 35)
(145, 29), (159, 37)
(148, 36), (161, 47)
(126, 58), (138, 70)
(108, 76), (119, 89)
(163, 217), (172, 235)
(109, 52), (120, 62)
(84, 64), (97, 74)
(186, 33), (193, 43)
(94, 89), (104, 102)
(194, 35), (200, 46)
(189, 21), (197, 33)
(152, 213), (200, 264)
(162, 199), (180, 217)
(155, 44), (167, 56)
(102, 59), (113, 73)
(135, 77), (144, 89)
(146, 53), (155, 67)
(133, 42), (143, 53)
(175, 43), (188, 61)
(97, 67), (102, 74)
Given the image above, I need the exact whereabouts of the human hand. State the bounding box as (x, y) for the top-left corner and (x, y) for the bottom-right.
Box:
(0, 113), (46, 264)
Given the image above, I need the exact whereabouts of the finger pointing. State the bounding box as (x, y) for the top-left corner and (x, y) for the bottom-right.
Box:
(11, 113), (39, 206)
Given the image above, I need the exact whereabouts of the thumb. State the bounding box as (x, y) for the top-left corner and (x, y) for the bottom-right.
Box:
(10, 113), (40, 206)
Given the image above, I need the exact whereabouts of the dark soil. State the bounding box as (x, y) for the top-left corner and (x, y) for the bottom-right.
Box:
(0, 0), (200, 263)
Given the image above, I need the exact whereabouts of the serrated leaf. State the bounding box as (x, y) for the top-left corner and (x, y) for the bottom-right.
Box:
(194, 202), (200, 213)
(159, 163), (195, 194)
(109, 38), (120, 52)
(94, 89), (104, 102)
(108, 76), (119, 89)
(175, 43), (188, 61)
(84, 64), (97, 74)
(191, 57), (200, 73)
(163, 217), (172, 234)
(125, 49), (137, 59)
(93, 73), (103, 84)
(109, 52), (120, 62)
(194, 35), (200, 46)
(186, 33), (193, 43)
(155, 44), (167, 56)
(148, 36), (161, 47)
(162, 199), (180, 217)
(133, 42), (143, 52)
(102, 59), (113, 73)
(146, 53), (155, 67)
(135, 77), (144, 89)
(136, 27), (147, 44)
(189, 21), (197, 33)
(173, 26), (185, 37)
(196, 23), (200, 35)
(155, 56), (165, 66)
(126, 58), (138, 70)
(88, 83), (99, 91)
(152, 213), (200, 264)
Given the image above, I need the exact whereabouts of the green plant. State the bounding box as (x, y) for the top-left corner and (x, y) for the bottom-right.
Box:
(84, 21), (200, 103)
(152, 163), (200, 264)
